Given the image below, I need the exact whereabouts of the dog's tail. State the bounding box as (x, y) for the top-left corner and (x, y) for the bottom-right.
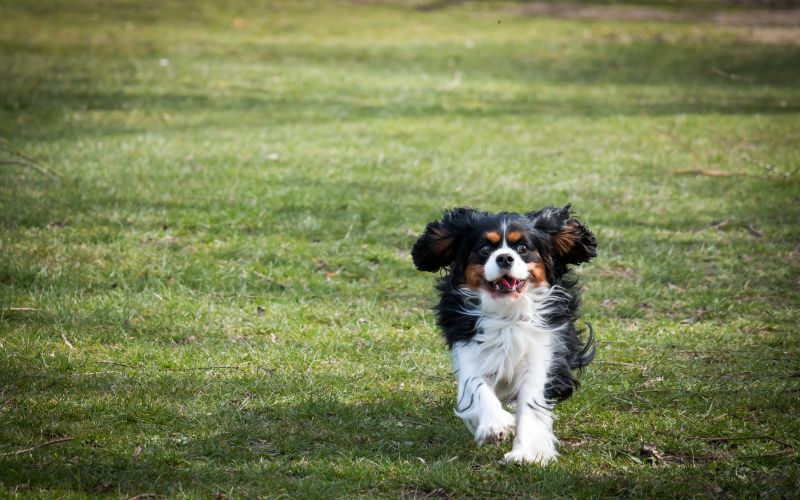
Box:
(573, 322), (596, 370)
(545, 323), (596, 403)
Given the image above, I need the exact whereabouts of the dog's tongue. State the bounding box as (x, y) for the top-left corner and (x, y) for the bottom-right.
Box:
(501, 277), (517, 290)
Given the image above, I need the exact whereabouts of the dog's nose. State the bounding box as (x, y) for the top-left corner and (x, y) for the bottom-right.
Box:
(495, 254), (514, 268)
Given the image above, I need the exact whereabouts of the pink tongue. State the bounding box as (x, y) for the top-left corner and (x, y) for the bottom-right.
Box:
(501, 277), (515, 289)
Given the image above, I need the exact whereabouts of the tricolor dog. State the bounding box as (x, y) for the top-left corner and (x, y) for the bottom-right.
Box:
(412, 205), (597, 464)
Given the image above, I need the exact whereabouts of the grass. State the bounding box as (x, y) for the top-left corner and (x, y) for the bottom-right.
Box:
(1, 0), (799, 497)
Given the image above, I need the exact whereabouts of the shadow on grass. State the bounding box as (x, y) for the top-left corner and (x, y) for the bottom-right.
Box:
(5, 85), (800, 134)
(0, 358), (454, 495)
(3, 36), (800, 144)
(1, 355), (797, 496)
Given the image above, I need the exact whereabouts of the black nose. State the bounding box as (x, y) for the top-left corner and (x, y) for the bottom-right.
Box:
(495, 254), (514, 268)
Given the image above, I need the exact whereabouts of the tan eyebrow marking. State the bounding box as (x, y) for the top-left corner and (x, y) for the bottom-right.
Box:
(506, 230), (523, 244)
(484, 231), (501, 244)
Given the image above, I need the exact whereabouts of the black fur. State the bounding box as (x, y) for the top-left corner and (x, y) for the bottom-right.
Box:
(412, 205), (597, 403)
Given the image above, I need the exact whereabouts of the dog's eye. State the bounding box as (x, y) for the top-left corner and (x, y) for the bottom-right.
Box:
(479, 245), (493, 257)
(516, 244), (528, 255)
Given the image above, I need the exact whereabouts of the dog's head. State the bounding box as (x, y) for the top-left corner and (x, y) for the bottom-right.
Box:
(411, 205), (596, 301)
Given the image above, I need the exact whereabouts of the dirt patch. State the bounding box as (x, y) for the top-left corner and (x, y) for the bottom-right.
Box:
(518, 3), (685, 22)
(711, 9), (800, 26)
(737, 26), (800, 44)
(515, 2), (800, 27)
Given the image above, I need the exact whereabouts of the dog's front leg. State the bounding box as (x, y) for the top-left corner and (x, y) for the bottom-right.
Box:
(503, 366), (558, 465)
(451, 341), (515, 445)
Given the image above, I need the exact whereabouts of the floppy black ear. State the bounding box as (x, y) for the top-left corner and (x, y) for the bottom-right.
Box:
(411, 207), (484, 273)
(528, 204), (597, 266)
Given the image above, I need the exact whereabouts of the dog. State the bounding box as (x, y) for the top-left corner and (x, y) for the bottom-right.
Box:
(411, 204), (597, 464)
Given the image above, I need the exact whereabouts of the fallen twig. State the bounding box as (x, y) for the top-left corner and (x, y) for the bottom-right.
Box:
(671, 168), (737, 177)
(746, 224), (764, 238)
(0, 159), (60, 180)
(596, 361), (641, 367)
(657, 126), (705, 171)
(165, 365), (242, 371)
(739, 450), (798, 459)
(687, 435), (795, 449)
(740, 152), (790, 179)
(96, 360), (242, 372)
(441, 71), (462, 92)
(711, 66), (755, 83)
(61, 332), (75, 350)
(657, 126), (773, 179)
(0, 437), (73, 457)
(97, 360), (135, 368)
(0, 139), (60, 180)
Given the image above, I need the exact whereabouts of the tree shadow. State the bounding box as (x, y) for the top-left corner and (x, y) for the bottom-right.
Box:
(0, 358), (463, 495)
(2, 356), (796, 496)
(3, 33), (800, 145)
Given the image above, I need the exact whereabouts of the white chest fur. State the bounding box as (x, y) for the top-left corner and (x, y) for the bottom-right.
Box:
(458, 286), (562, 398)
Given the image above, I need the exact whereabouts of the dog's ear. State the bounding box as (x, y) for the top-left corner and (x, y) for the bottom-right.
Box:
(528, 204), (597, 267)
(412, 207), (483, 273)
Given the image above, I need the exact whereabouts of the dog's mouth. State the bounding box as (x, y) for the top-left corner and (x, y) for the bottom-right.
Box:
(488, 275), (527, 296)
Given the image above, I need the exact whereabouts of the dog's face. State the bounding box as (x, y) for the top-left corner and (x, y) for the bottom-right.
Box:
(412, 205), (597, 301)
(462, 214), (547, 301)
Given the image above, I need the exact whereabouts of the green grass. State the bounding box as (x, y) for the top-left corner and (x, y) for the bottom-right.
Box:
(1, 0), (799, 497)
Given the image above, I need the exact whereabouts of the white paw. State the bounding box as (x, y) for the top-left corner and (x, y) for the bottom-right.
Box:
(474, 412), (516, 446)
(502, 446), (558, 465)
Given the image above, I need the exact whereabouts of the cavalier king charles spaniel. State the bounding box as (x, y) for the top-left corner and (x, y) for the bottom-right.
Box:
(412, 205), (597, 464)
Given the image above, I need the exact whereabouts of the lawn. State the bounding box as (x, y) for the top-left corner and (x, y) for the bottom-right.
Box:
(1, 0), (799, 497)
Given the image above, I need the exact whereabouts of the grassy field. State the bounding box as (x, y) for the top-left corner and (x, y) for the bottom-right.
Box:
(1, 0), (799, 497)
